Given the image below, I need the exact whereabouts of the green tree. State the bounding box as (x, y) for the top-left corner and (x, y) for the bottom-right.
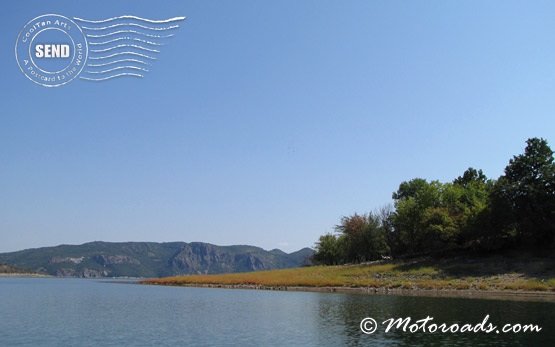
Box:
(313, 137), (555, 262)
(420, 207), (457, 250)
(453, 168), (487, 187)
(390, 179), (443, 254)
(391, 170), (490, 254)
(335, 212), (390, 263)
(450, 168), (492, 248)
(491, 138), (555, 246)
(313, 234), (344, 265)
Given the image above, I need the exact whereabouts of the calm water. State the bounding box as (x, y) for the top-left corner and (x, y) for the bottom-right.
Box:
(0, 278), (553, 346)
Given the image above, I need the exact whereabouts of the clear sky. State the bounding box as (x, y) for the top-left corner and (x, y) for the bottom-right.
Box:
(1, 1), (555, 253)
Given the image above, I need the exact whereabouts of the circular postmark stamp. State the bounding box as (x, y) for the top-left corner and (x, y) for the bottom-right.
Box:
(15, 14), (88, 87)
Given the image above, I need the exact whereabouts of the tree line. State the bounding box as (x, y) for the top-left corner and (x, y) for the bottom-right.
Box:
(313, 138), (555, 265)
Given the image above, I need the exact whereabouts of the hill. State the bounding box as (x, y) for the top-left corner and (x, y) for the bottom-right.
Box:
(0, 242), (314, 278)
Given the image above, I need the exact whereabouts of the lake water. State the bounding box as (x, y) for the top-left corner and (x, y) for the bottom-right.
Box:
(0, 278), (553, 346)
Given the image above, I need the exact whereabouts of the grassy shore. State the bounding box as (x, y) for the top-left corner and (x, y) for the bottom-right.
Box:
(142, 254), (555, 294)
(0, 264), (46, 277)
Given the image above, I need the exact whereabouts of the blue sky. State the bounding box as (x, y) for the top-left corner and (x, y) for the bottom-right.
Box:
(1, 1), (555, 253)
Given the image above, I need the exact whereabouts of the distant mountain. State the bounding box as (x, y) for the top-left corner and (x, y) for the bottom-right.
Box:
(0, 242), (314, 278)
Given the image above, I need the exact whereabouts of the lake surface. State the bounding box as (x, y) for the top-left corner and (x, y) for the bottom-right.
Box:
(0, 278), (553, 346)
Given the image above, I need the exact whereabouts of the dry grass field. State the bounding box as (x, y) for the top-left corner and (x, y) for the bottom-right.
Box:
(142, 254), (555, 292)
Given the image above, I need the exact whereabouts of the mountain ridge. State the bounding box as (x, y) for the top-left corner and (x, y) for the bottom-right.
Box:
(0, 241), (313, 278)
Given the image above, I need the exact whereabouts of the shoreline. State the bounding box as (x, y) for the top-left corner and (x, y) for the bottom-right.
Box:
(3, 274), (554, 302)
(0, 273), (50, 278)
(141, 282), (555, 303)
(140, 254), (555, 301)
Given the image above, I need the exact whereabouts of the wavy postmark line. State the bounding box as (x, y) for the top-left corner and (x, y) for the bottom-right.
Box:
(88, 51), (157, 60)
(74, 15), (185, 24)
(86, 30), (174, 39)
(79, 72), (144, 81)
(88, 37), (163, 46)
(84, 66), (149, 74)
(87, 59), (150, 67)
(90, 44), (160, 53)
(81, 23), (179, 31)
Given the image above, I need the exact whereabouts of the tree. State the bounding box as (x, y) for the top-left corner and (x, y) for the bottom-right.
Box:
(390, 179), (443, 254)
(391, 171), (491, 254)
(335, 212), (389, 263)
(491, 138), (555, 246)
(450, 168), (492, 248)
(420, 207), (457, 250)
(312, 137), (555, 264)
(454, 168), (487, 187)
(313, 234), (344, 265)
